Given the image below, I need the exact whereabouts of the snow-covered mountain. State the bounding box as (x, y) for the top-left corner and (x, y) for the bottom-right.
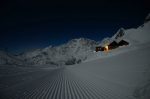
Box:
(0, 50), (23, 65)
(1, 13), (150, 66)
(20, 38), (98, 65)
(100, 14), (150, 47)
(0, 13), (150, 99)
(85, 13), (150, 62)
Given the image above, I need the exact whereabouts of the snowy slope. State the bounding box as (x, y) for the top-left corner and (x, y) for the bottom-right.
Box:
(0, 42), (149, 99)
(86, 14), (150, 62)
(68, 42), (150, 99)
(1, 14), (150, 66)
(20, 38), (98, 65)
(0, 13), (150, 99)
(100, 14), (150, 47)
(0, 50), (23, 65)
(119, 15), (150, 45)
(79, 14), (150, 99)
(18, 13), (150, 66)
(123, 21), (150, 45)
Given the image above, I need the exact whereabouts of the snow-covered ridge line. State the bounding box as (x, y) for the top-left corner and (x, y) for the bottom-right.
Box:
(0, 50), (24, 65)
(19, 38), (98, 65)
(0, 13), (150, 66)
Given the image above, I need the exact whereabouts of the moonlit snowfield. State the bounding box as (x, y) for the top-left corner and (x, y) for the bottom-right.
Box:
(0, 15), (150, 99)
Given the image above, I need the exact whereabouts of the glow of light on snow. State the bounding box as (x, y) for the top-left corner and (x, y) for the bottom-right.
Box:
(105, 45), (109, 51)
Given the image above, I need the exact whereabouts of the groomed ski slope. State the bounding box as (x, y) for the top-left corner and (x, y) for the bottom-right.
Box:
(0, 43), (150, 99)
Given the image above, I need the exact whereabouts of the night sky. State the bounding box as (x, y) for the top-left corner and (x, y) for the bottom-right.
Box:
(0, 0), (149, 53)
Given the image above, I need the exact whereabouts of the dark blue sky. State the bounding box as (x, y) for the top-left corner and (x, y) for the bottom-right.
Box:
(0, 0), (150, 53)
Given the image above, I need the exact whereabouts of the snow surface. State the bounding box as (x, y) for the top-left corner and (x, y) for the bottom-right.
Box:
(0, 13), (150, 99)
(124, 21), (150, 45)
(0, 43), (149, 99)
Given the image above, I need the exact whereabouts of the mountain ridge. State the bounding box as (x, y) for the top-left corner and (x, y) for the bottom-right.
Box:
(0, 13), (150, 66)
